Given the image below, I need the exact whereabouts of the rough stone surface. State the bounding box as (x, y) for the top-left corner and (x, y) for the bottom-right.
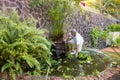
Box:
(64, 8), (118, 49)
(0, 0), (119, 49)
(0, 0), (32, 19)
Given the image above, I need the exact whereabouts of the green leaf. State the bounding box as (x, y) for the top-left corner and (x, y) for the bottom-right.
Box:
(1, 63), (10, 72)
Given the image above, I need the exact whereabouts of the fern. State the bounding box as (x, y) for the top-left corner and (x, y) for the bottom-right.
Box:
(1, 63), (10, 72)
(0, 9), (52, 79)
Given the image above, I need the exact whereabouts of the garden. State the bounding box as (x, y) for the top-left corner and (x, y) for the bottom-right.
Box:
(0, 0), (120, 80)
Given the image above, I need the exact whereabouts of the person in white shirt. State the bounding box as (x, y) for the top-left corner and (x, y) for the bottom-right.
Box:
(67, 29), (84, 57)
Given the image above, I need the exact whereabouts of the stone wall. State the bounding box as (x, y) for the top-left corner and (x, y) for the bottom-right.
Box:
(64, 8), (118, 49)
(0, 0), (50, 29)
(0, 0), (119, 49)
(0, 0), (32, 19)
(31, 6), (51, 29)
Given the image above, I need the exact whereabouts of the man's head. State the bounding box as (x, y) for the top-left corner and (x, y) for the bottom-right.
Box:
(71, 29), (77, 37)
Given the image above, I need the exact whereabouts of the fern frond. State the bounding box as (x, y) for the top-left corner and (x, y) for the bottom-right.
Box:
(1, 63), (10, 72)
(20, 55), (40, 70)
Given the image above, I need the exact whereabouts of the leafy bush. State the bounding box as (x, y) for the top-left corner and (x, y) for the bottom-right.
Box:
(90, 27), (109, 48)
(0, 9), (51, 79)
(78, 52), (93, 64)
(116, 36), (120, 46)
(107, 24), (120, 32)
(90, 27), (101, 48)
(29, 0), (42, 9)
(106, 24), (120, 46)
(29, 0), (51, 9)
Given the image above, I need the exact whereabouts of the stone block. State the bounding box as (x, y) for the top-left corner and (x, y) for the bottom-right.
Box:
(16, 1), (22, 9)
(9, 0), (16, 2)
(3, 0), (10, 7)
(9, 2), (17, 7)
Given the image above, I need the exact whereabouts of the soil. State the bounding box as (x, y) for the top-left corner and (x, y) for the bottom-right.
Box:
(102, 46), (120, 53)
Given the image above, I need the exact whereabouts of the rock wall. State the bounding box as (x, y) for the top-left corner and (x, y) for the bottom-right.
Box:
(0, 0), (119, 49)
(31, 6), (51, 29)
(64, 8), (118, 49)
(0, 0), (50, 29)
(0, 0), (32, 19)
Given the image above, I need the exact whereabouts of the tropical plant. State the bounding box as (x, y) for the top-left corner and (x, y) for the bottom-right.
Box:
(48, 0), (72, 40)
(86, 0), (120, 19)
(29, 0), (72, 40)
(78, 52), (93, 64)
(90, 27), (102, 48)
(107, 24), (120, 32)
(116, 37), (120, 46)
(102, 0), (120, 19)
(29, 0), (42, 9)
(90, 26), (110, 48)
(0, 9), (51, 80)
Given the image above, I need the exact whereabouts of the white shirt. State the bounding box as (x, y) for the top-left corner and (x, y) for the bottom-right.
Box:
(74, 32), (84, 52)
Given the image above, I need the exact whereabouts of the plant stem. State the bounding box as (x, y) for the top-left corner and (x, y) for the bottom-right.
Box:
(45, 65), (50, 80)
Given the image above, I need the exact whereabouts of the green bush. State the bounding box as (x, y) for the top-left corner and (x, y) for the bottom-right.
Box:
(90, 27), (101, 48)
(116, 37), (120, 46)
(0, 9), (51, 79)
(90, 27), (109, 48)
(29, 0), (42, 9)
(29, 0), (52, 9)
(107, 24), (120, 32)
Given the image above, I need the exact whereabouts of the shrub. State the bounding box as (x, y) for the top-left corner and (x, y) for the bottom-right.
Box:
(107, 24), (120, 32)
(116, 37), (120, 46)
(90, 27), (101, 48)
(90, 27), (109, 48)
(0, 9), (51, 80)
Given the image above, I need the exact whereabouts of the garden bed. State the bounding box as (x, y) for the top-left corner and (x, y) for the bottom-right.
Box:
(8, 66), (119, 80)
(0, 67), (120, 80)
(32, 66), (120, 80)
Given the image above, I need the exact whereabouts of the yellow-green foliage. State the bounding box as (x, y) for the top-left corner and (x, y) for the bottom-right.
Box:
(107, 24), (120, 32)
(0, 9), (51, 80)
(90, 27), (101, 48)
(48, 0), (72, 40)
(116, 37), (120, 46)
(30, 0), (72, 40)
